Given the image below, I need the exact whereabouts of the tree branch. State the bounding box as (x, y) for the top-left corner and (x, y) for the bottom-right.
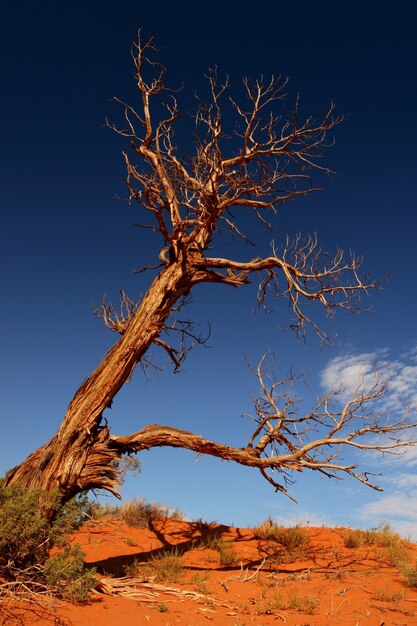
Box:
(108, 357), (416, 500)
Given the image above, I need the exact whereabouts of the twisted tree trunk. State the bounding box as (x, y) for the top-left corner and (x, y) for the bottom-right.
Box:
(5, 261), (192, 499)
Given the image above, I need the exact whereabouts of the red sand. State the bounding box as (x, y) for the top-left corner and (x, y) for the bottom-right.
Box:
(4, 518), (417, 625)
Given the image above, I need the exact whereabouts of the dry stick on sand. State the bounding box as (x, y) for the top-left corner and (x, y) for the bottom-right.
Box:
(96, 576), (235, 608)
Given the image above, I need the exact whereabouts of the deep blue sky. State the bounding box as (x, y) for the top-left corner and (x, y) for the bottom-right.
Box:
(1, 0), (417, 534)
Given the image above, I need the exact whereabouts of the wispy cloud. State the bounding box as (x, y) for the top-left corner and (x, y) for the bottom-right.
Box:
(320, 344), (417, 412)
(359, 485), (417, 540)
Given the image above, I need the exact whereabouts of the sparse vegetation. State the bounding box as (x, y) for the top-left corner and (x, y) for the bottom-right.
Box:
(89, 497), (183, 527)
(190, 572), (211, 595)
(259, 526), (310, 564)
(126, 548), (184, 583)
(343, 524), (411, 569)
(2, 493), (417, 624)
(194, 530), (239, 567)
(400, 561), (417, 587)
(254, 517), (281, 540)
(124, 537), (137, 547)
(344, 531), (362, 548)
(256, 589), (319, 615)
(218, 540), (239, 567)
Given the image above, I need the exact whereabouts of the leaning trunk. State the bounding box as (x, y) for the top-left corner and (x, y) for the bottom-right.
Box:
(5, 261), (192, 500)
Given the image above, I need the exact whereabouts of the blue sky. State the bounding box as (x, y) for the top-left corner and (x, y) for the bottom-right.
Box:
(1, 0), (417, 536)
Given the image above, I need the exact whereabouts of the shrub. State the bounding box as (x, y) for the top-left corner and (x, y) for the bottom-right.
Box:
(344, 524), (410, 567)
(127, 549), (184, 583)
(0, 481), (59, 575)
(0, 479), (86, 575)
(401, 562), (417, 587)
(44, 545), (97, 602)
(344, 531), (363, 548)
(278, 527), (308, 552)
(90, 497), (184, 527)
(218, 541), (238, 567)
(260, 526), (309, 564)
(0, 478), (96, 601)
(254, 517), (281, 540)
(197, 532), (223, 550)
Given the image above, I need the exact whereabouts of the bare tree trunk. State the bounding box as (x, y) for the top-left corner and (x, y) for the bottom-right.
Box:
(5, 262), (191, 499)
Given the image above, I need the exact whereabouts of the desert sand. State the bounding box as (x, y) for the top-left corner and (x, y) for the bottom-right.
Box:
(5, 516), (417, 625)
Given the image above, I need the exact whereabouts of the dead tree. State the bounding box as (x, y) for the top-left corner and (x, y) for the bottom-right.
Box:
(5, 33), (416, 501)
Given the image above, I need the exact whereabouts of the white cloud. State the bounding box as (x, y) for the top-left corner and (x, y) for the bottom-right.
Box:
(359, 489), (417, 541)
(320, 346), (417, 413)
(384, 472), (417, 488)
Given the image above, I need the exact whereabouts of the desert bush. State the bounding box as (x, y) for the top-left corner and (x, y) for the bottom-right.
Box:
(401, 561), (417, 587)
(0, 480), (60, 575)
(90, 497), (183, 527)
(257, 590), (318, 615)
(345, 525), (397, 548)
(195, 531), (239, 566)
(43, 545), (97, 602)
(0, 478), (96, 601)
(344, 530), (363, 548)
(386, 541), (409, 568)
(0, 479), (88, 577)
(218, 540), (239, 567)
(190, 572), (211, 594)
(344, 524), (410, 567)
(197, 531), (223, 550)
(120, 499), (177, 527)
(88, 501), (121, 521)
(260, 526), (309, 564)
(254, 517), (281, 540)
(127, 548), (184, 583)
(278, 527), (308, 552)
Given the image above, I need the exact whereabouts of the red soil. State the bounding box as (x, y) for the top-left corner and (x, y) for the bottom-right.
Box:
(5, 518), (417, 625)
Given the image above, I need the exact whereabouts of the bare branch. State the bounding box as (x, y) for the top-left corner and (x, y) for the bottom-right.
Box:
(93, 291), (139, 334)
(110, 359), (416, 500)
(190, 235), (376, 342)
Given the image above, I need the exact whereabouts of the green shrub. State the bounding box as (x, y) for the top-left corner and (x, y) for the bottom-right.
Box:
(0, 478), (96, 602)
(44, 545), (97, 602)
(0, 479), (62, 575)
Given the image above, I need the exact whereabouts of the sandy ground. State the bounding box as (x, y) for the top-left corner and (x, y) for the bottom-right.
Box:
(3, 517), (417, 625)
